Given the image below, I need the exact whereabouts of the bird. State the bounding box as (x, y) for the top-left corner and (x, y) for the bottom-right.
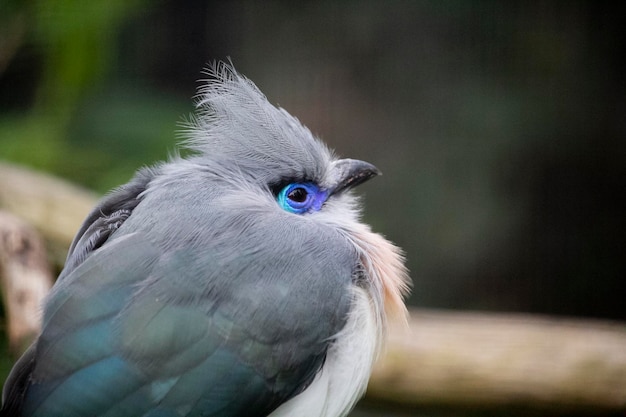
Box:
(1, 62), (410, 417)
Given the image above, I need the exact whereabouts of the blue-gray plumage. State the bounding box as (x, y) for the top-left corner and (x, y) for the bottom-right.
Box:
(1, 63), (410, 417)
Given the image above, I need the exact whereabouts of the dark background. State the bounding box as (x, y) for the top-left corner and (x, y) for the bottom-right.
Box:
(1, 1), (625, 415)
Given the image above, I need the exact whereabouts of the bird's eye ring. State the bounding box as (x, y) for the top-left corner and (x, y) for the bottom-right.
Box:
(277, 182), (327, 214)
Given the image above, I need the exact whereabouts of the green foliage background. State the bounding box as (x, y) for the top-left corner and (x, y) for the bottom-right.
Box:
(0, 0), (187, 192)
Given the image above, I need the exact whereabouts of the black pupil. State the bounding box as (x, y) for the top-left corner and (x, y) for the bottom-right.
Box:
(288, 187), (308, 203)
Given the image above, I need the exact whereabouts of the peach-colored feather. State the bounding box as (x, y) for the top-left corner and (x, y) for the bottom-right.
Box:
(350, 224), (411, 324)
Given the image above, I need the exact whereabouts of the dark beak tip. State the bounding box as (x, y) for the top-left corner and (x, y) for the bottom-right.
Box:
(357, 160), (381, 179)
(330, 158), (382, 195)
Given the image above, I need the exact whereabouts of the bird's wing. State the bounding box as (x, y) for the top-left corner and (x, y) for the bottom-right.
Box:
(4, 228), (351, 417)
(1, 170), (154, 416)
(1, 345), (36, 416)
(60, 167), (155, 276)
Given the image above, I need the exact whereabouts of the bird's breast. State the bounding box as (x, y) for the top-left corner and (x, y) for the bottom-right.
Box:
(268, 286), (380, 417)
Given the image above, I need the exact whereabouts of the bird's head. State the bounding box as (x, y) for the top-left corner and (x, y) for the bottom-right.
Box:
(166, 63), (411, 326)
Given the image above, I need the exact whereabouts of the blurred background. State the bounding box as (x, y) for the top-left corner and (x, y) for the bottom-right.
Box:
(1, 1), (624, 416)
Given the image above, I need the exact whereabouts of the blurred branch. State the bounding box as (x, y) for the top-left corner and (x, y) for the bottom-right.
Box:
(370, 310), (626, 414)
(1, 161), (625, 414)
(0, 161), (96, 266)
(0, 211), (52, 354)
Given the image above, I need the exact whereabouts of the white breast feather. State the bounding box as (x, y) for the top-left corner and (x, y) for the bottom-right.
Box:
(269, 287), (380, 417)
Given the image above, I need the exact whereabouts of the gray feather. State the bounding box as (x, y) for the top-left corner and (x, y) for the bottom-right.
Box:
(1, 63), (387, 417)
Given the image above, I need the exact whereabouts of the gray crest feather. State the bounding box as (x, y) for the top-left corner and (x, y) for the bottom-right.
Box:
(180, 62), (334, 184)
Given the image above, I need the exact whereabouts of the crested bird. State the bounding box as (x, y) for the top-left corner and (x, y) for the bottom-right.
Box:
(1, 63), (410, 417)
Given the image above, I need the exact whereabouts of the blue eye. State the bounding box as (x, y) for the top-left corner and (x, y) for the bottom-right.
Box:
(277, 182), (327, 214)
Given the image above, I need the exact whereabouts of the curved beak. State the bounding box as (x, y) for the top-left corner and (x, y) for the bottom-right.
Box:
(327, 158), (381, 196)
